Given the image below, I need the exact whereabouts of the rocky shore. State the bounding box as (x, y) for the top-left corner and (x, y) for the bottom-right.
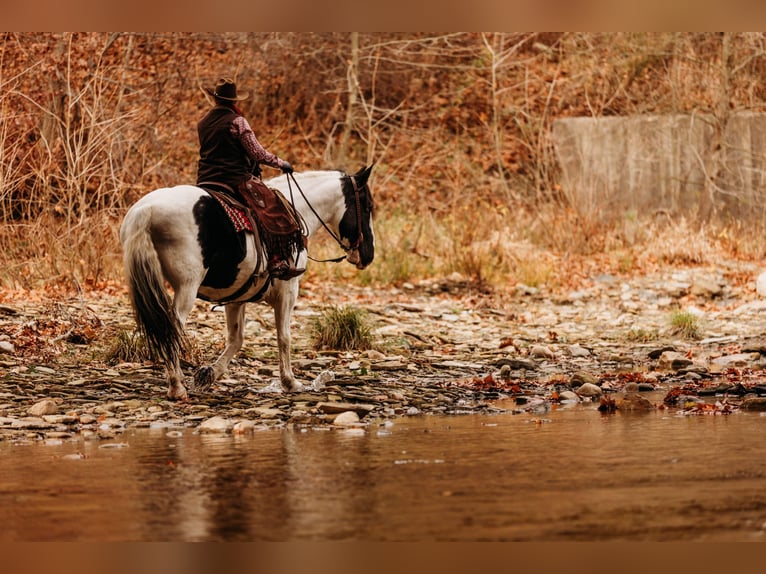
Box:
(3, 261), (766, 443)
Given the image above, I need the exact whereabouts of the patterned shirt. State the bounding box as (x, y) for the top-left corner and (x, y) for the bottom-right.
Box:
(230, 115), (285, 171)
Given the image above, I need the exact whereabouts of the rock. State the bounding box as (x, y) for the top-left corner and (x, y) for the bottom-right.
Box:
(710, 353), (761, 368)
(570, 371), (599, 387)
(34, 366), (56, 375)
(251, 407), (283, 419)
(197, 416), (233, 433)
(317, 401), (373, 416)
(28, 399), (58, 417)
(529, 344), (555, 359)
(42, 414), (78, 425)
(576, 382), (602, 397)
(690, 277), (724, 298)
(648, 346), (676, 359)
(558, 390), (579, 402)
(0, 341), (14, 354)
(741, 397), (766, 411)
(333, 411), (360, 426)
(11, 417), (54, 430)
(496, 358), (539, 371)
(757, 271), (766, 296)
(657, 351), (693, 371)
(567, 344), (591, 357)
(618, 393), (655, 411)
(232, 420), (256, 434)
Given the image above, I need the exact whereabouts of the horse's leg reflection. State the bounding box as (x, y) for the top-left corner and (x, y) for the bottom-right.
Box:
(194, 302), (245, 390)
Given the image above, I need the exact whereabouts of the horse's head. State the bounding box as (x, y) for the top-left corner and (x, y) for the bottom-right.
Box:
(339, 165), (375, 269)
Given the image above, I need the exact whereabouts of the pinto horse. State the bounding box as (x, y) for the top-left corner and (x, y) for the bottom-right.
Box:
(119, 166), (375, 400)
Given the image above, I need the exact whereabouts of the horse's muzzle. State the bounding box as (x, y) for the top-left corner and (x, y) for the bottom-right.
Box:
(347, 249), (366, 269)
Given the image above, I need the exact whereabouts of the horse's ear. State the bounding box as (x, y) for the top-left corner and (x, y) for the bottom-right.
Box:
(355, 163), (374, 184)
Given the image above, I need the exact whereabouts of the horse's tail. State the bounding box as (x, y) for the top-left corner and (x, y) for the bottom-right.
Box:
(121, 206), (188, 366)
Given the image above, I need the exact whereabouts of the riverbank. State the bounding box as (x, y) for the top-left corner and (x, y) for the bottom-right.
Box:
(3, 260), (766, 442)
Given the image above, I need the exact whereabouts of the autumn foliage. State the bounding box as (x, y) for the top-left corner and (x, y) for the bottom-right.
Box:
(2, 32), (766, 292)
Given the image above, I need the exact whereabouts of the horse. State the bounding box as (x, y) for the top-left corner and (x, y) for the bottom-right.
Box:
(119, 165), (375, 400)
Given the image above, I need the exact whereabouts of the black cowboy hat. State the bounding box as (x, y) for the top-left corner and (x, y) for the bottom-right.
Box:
(201, 78), (249, 102)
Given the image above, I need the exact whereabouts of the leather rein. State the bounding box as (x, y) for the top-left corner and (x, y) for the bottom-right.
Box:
(286, 172), (365, 264)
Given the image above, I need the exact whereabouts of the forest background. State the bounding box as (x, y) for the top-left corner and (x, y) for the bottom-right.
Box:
(2, 32), (766, 296)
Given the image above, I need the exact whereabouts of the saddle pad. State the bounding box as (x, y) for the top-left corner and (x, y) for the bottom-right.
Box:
(211, 194), (253, 233)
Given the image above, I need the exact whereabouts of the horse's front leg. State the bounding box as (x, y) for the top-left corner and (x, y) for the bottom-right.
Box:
(194, 302), (245, 390)
(272, 282), (302, 392)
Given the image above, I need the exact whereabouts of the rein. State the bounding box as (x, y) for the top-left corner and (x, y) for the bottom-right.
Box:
(286, 172), (364, 264)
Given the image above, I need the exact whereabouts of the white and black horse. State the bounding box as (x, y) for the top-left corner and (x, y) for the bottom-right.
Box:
(119, 166), (375, 400)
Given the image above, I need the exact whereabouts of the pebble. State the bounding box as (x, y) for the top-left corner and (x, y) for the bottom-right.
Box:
(576, 383), (602, 397)
(2, 266), (766, 442)
(28, 399), (58, 417)
(333, 411), (360, 426)
(197, 416), (233, 433)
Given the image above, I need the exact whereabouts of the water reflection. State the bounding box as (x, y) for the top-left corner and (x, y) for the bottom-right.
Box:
(2, 401), (766, 541)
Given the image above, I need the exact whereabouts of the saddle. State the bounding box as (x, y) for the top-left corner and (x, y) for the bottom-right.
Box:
(200, 183), (256, 233)
(199, 179), (307, 279)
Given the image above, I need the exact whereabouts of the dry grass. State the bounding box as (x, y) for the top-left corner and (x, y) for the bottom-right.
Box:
(311, 305), (374, 351)
(303, 202), (763, 295)
(4, 34), (766, 294)
(669, 310), (703, 339)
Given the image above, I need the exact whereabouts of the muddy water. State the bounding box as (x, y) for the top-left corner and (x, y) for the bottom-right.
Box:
(2, 397), (766, 541)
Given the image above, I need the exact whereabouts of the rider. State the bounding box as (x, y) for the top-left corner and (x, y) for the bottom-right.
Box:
(197, 78), (306, 280)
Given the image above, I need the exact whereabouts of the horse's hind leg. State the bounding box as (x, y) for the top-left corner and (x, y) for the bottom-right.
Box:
(165, 282), (199, 400)
(194, 302), (245, 390)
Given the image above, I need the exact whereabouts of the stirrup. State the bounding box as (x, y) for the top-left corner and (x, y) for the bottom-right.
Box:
(269, 260), (306, 280)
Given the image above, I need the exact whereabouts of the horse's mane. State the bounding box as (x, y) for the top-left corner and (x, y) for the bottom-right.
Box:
(289, 170), (345, 181)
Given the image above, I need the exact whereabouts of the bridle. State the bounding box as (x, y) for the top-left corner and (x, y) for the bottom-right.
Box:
(286, 171), (366, 264)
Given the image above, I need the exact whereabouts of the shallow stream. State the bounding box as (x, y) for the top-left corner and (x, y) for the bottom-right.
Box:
(2, 395), (766, 541)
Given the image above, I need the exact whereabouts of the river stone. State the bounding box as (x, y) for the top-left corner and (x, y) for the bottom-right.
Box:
(252, 407), (284, 419)
(690, 277), (724, 298)
(618, 393), (654, 411)
(0, 341), (14, 354)
(741, 397), (766, 411)
(570, 371), (599, 387)
(12, 417), (54, 430)
(333, 411), (360, 426)
(317, 401), (373, 416)
(710, 353), (761, 368)
(232, 420), (256, 434)
(496, 358), (539, 371)
(42, 414), (78, 425)
(657, 351), (693, 370)
(558, 390), (579, 402)
(197, 416), (233, 433)
(576, 382), (602, 397)
(529, 345), (555, 359)
(28, 399), (58, 417)
(567, 344), (591, 357)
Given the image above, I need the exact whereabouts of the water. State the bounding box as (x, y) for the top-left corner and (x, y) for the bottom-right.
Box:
(2, 397), (766, 541)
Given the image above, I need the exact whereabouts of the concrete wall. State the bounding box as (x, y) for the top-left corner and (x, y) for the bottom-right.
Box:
(551, 113), (766, 220)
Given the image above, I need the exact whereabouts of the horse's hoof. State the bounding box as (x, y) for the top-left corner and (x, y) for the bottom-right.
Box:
(192, 366), (215, 392)
(282, 380), (305, 392)
(167, 385), (188, 401)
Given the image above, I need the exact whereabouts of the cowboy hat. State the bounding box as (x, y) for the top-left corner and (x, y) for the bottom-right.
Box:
(201, 78), (249, 102)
